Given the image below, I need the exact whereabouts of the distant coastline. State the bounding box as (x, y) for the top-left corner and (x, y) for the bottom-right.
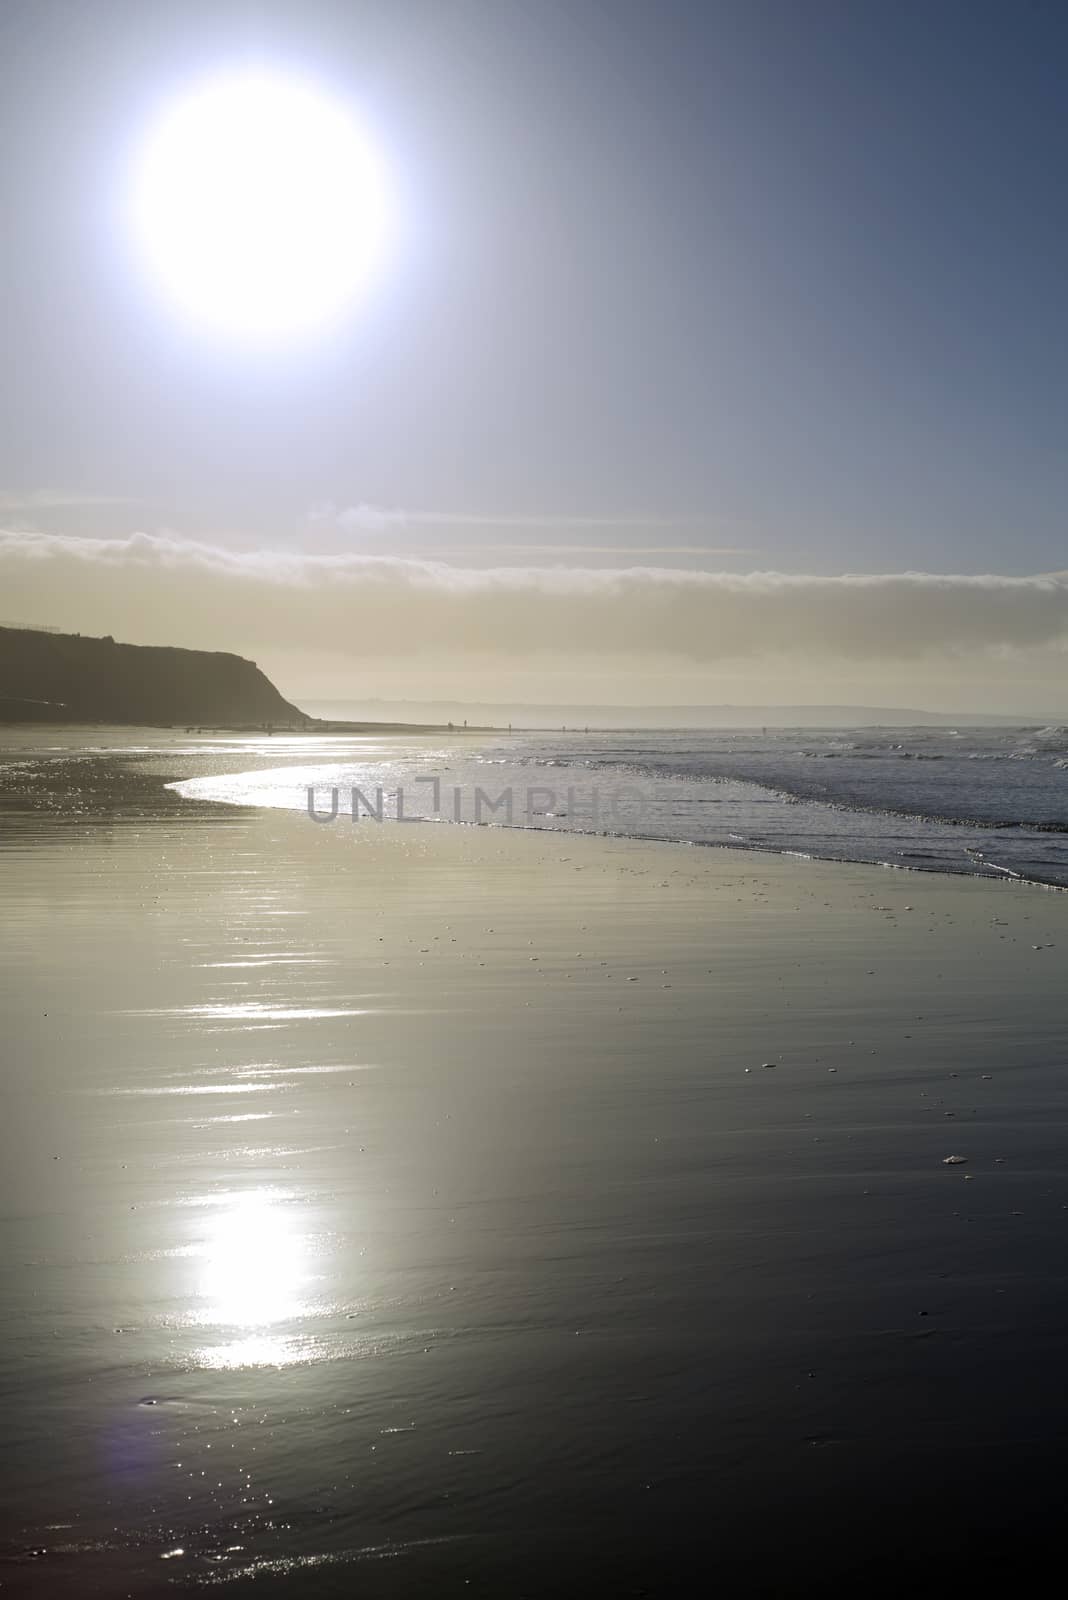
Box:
(0, 624), (495, 734)
(2, 623), (1056, 734)
(0, 623), (309, 729)
(304, 697), (1052, 731)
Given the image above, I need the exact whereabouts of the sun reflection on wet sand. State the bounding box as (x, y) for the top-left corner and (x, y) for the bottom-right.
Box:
(189, 1188), (321, 1369)
(135, 1003), (375, 1020)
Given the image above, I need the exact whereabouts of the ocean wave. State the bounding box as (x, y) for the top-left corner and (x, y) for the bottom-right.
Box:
(160, 723), (1068, 890)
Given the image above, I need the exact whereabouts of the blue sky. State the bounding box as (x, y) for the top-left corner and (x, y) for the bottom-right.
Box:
(2, 1), (1067, 707)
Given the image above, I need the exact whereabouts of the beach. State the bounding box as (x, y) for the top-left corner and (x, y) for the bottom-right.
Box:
(7, 0), (1068, 1589)
(3, 738), (1068, 1594)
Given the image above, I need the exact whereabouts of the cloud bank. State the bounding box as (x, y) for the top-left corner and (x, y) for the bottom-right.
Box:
(305, 502), (697, 534)
(0, 490), (134, 512)
(2, 528), (1067, 666)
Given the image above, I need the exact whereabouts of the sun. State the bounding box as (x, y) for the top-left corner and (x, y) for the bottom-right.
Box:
(128, 67), (388, 341)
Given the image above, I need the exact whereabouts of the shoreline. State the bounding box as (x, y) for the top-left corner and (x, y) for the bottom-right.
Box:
(4, 720), (1068, 891)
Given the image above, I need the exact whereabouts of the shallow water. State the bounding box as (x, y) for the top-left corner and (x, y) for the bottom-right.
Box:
(3, 736), (1068, 1593)
(162, 723), (1068, 886)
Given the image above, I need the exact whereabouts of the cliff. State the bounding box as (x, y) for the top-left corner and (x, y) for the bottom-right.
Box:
(0, 626), (307, 726)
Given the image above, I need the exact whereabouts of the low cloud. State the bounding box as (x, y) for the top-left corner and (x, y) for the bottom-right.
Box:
(429, 544), (755, 557)
(2, 527), (1068, 664)
(0, 490), (133, 512)
(306, 501), (701, 534)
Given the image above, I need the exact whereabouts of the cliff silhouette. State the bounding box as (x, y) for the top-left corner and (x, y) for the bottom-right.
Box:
(0, 625), (306, 726)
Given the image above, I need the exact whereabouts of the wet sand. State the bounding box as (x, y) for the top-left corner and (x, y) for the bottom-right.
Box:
(3, 766), (1068, 1594)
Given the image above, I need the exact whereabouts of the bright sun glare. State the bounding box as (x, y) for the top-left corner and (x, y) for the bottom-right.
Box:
(129, 67), (387, 341)
(194, 1188), (311, 1368)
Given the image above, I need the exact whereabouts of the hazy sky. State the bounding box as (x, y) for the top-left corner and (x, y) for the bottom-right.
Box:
(2, 0), (1067, 711)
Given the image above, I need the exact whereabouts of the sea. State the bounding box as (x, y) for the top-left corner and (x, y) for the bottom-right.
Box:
(164, 722), (1068, 888)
